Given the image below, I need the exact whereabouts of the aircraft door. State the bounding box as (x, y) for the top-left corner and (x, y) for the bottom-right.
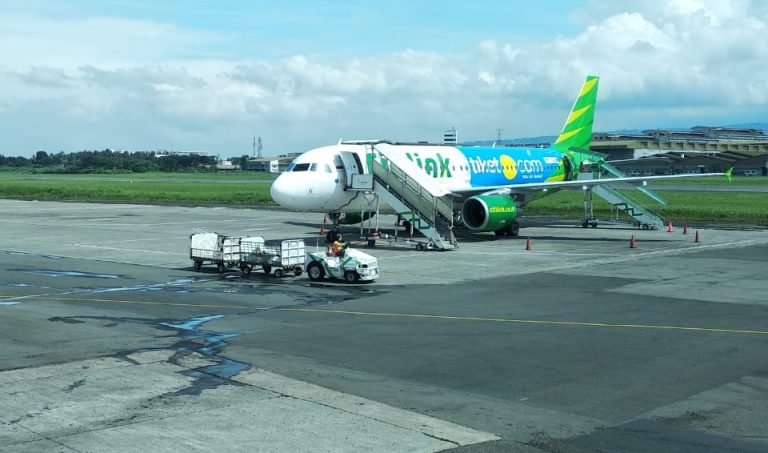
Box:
(562, 155), (574, 181)
(338, 151), (364, 189)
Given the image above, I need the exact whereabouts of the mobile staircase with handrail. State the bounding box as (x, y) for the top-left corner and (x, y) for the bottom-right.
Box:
(345, 142), (458, 250)
(579, 161), (666, 229)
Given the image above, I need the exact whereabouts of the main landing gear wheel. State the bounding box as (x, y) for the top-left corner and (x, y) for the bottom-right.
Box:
(307, 262), (325, 281)
(494, 222), (520, 237)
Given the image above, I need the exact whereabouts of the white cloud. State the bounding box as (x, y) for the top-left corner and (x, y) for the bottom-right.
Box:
(478, 0), (768, 123)
(1, 1), (768, 157)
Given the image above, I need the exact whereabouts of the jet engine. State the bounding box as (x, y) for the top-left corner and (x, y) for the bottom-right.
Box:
(460, 195), (518, 233)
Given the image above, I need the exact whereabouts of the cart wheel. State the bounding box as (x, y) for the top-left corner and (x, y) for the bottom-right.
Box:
(193, 260), (202, 271)
(294, 267), (303, 277)
(274, 268), (285, 278)
(344, 271), (359, 283)
(216, 262), (225, 273)
(307, 263), (324, 281)
(241, 264), (252, 275)
(262, 265), (272, 274)
(416, 243), (424, 251)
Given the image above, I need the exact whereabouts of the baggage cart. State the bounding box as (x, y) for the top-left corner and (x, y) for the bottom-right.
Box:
(240, 239), (306, 277)
(190, 232), (241, 273)
(190, 233), (264, 273)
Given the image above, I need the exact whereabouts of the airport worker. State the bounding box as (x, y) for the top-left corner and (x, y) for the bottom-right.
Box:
(331, 233), (347, 257)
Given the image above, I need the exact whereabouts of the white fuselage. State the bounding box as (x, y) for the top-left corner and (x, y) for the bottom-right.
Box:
(270, 142), (568, 213)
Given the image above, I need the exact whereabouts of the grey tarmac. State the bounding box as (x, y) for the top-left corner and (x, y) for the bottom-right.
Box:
(1, 199), (767, 452)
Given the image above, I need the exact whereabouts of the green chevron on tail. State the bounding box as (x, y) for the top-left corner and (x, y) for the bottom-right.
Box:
(553, 75), (599, 152)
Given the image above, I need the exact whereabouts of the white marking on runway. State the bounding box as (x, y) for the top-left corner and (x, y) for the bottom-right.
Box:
(71, 244), (187, 256)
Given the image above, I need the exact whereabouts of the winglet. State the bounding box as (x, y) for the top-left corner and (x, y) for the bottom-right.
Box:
(725, 167), (733, 183)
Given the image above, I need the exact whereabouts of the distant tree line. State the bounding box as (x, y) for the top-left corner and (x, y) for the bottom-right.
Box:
(0, 150), (218, 173)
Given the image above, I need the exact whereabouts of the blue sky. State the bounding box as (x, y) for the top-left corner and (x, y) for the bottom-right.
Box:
(1, 1), (767, 157)
(6, 1), (582, 58)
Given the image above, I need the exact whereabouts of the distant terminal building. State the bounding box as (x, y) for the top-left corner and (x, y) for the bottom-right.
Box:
(244, 154), (298, 173)
(593, 126), (768, 145)
(591, 126), (768, 176)
(216, 160), (238, 171)
(105, 149), (212, 157)
(153, 150), (210, 157)
(443, 127), (458, 145)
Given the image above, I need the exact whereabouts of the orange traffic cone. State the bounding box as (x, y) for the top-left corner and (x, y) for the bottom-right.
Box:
(694, 230), (701, 243)
(667, 220), (674, 232)
(525, 237), (532, 250)
(683, 225), (689, 235)
(629, 235), (637, 248)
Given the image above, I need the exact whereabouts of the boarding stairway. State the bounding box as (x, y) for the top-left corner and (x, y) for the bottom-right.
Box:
(581, 161), (666, 230)
(345, 143), (457, 250)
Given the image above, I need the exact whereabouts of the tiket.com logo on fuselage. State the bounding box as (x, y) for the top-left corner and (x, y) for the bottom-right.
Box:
(468, 154), (543, 180)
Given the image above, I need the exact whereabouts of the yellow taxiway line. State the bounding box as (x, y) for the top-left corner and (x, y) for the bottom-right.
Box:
(21, 295), (768, 336)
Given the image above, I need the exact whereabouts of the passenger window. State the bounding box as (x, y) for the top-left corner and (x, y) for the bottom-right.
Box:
(292, 163), (310, 172)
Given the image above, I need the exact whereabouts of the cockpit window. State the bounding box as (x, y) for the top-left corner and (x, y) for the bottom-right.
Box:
(290, 162), (332, 173)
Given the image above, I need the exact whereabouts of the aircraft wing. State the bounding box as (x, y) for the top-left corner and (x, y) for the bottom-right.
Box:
(449, 171), (729, 198)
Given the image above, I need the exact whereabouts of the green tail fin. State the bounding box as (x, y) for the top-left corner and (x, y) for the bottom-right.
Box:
(553, 75), (599, 152)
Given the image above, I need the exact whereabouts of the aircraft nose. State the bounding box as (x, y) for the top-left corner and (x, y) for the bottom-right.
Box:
(270, 173), (292, 207)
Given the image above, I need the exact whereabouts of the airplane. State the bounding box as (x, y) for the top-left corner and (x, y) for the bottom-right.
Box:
(270, 75), (729, 240)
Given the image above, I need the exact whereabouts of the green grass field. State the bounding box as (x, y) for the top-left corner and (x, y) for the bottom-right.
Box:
(0, 172), (277, 205)
(0, 171), (766, 224)
(524, 188), (768, 224)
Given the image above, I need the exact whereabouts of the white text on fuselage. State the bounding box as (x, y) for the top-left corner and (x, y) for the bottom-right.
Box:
(468, 156), (544, 180)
